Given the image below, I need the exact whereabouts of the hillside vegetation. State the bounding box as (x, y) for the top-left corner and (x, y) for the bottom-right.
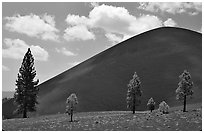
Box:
(2, 104), (201, 131)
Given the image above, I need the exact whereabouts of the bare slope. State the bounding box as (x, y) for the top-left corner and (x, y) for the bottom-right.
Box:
(2, 27), (202, 118)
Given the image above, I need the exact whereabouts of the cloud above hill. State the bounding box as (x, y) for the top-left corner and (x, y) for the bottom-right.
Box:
(5, 14), (59, 42)
(105, 33), (123, 45)
(138, 2), (202, 15)
(64, 4), (173, 43)
(3, 38), (49, 61)
(56, 47), (77, 56)
(4, 4), (179, 45)
(164, 18), (177, 27)
(64, 25), (95, 41)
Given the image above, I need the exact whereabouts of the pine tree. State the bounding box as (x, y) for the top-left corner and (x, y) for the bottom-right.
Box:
(147, 97), (155, 112)
(126, 72), (142, 114)
(14, 48), (39, 118)
(66, 93), (78, 122)
(176, 70), (193, 112)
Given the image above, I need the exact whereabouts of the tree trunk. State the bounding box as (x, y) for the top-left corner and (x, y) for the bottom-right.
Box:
(183, 95), (187, 112)
(23, 108), (27, 118)
(151, 109), (152, 112)
(133, 94), (136, 114)
(70, 109), (73, 122)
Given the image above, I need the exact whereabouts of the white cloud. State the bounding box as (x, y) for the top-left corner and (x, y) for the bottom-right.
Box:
(90, 2), (99, 8)
(64, 25), (95, 41)
(89, 5), (162, 40)
(65, 14), (89, 26)
(105, 33), (123, 45)
(64, 4), (164, 43)
(138, 2), (202, 15)
(89, 4), (137, 35)
(2, 65), (10, 71)
(130, 15), (163, 34)
(56, 47), (77, 56)
(3, 38), (49, 61)
(5, 14), (59, 42)
(164, 18), (177, 27)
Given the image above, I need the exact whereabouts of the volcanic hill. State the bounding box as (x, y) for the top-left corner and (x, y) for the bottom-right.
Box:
(2, 27), (202, 118)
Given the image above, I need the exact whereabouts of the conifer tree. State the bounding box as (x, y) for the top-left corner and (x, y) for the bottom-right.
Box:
(126, 72), (142, 114)
(66, 93), (78, 122)
(14, 48), (39, 118)
(147, 97), (155, 112)
(176, 70), (193, 112)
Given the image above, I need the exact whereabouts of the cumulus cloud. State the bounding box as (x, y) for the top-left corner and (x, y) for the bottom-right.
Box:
(56, 47), (77, 56)
(64, 4), (165, 43)
(64, 25), (95, 41)
(2, 65), (10, 71)
(105, 33), (123, 45)
(65, 14), (89, 26)
(5, 14), (59, 42)
(3, 38), (49, 61)
(89, 4), (137, 35)
(164, 18), (177, 27)
(130, 15), (163, 34)
(138, 2), (202, 15)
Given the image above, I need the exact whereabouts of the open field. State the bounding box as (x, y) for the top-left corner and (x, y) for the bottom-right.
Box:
(2, 103), (202, 131)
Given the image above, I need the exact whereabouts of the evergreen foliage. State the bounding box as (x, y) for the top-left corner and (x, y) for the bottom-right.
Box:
(66, 93), (78, 122)
(126, 72), (142, 114)
(176, 70), (193, 112)
(147, 97), (155, 112)
(14, 48), (39, 118)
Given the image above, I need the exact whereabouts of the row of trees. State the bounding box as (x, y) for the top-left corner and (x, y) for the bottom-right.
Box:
(13, 48), (194, 120)
(126, 70), (194, 114)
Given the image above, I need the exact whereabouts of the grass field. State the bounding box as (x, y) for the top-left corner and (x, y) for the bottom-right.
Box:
(2, 103), (202, 131)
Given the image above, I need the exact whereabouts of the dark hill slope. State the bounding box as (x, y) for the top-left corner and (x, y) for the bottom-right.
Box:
(3, 27), (202, 118)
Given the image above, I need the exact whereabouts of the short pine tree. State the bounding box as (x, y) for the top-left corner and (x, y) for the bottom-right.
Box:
(126, 72), (142, 114)
(176, 70), (193, 112)
(14, 48), (39, 118)
(66, 93), (78, 122)
(158, 101), (169, 114)
(147, 97), (155, 112)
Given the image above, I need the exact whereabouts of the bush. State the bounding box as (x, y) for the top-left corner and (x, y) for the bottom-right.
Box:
(158, 101), (169, 114)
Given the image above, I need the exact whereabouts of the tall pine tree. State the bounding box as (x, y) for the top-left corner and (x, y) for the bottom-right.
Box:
(176, 70), (193, 112)
(14, 48), (39, 118)
(127, 72), (142, 114)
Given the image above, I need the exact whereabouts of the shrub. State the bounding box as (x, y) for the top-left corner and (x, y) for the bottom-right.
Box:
(158, 101), (169, 114)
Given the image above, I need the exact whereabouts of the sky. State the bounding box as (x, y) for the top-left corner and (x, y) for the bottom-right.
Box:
(2, 2), (202, 91)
